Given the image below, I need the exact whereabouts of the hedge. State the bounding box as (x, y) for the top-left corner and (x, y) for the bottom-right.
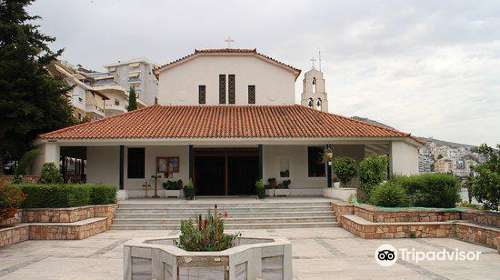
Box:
(390, 173), (460, 208)
(15, 184), (117, 208)
(370, 181), (407, 207)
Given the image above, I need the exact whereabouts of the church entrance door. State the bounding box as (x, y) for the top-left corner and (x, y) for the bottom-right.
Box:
(193, 148), (259, 196)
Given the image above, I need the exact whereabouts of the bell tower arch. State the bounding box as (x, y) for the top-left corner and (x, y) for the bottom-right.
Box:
(301, 57), (328, 112)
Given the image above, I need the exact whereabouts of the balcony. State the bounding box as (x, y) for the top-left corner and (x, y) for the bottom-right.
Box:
(105, 103), (127, 117)
(85, 104), (105, 118)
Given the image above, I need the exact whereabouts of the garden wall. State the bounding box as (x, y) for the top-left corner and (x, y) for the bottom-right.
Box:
(0, 204), (117, 248)
(332, 201), (500, 250)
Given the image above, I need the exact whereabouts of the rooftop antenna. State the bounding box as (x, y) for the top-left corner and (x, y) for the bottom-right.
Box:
(318, 48), (322, 72)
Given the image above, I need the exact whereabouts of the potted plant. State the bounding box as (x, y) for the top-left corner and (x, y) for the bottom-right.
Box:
(332, 156), (357, 188)
(255, 179), (266, 199)
(332, 175), (341, 188)
(265, 184), (275, 197)
(183, 179), (195, 200)
(163, 179), (183, 198)
(280, 169), (290, 178)
(267, 177), (277, 187)
(275, 179), (291, 197)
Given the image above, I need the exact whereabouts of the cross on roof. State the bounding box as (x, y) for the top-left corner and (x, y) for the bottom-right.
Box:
(310, 57), (317, 69)
(225, 36), (234, 48)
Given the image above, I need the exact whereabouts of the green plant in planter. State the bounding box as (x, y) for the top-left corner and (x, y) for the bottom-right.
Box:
(277, 179), (291, 189)
(176, 207), (240, 251)
(332, 156), (357, 187)
(267, 177), (277, 187)
(255, 179), (266, 199)
(39, 162), (63, 184)
(163, 179), (183, 190)
(183, 179), (195, 200)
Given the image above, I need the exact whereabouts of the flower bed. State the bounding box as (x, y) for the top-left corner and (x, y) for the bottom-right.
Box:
(124, 236), (292, 280)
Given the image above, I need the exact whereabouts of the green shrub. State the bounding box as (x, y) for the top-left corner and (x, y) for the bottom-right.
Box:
(370, 181), (407, 207)
(391, 173), (460, 208)
(89, 185), (117, 205)
(0, 182), (26, 220)
(16, 184), (116, 208)
(39, 162), (63, 184)
(332, 156), (357, 187)
(471, 144), (500, 210)
(358, 155), (388, 198)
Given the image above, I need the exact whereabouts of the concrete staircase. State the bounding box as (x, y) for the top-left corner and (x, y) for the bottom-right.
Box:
(111, 200), (338, 230)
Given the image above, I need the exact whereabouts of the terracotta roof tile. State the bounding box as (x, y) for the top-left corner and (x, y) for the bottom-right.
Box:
(38, 105), (422, 144)
(155, 49), (301, 79)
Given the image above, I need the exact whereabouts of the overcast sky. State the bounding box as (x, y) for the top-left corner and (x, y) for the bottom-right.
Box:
(29, 0), (500, 146)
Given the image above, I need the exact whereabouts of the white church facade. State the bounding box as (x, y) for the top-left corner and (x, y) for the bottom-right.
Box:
(32, 48), (422, 199)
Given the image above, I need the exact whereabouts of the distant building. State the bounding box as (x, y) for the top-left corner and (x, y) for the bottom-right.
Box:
(103, 58), (159, 106)
(434, 158), (453, 174)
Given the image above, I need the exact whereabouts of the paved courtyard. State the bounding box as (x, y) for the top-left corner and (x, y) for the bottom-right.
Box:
(0, 228), (498, 280)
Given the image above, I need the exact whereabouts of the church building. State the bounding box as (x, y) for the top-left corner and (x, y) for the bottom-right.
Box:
(32, 48), (422, 199)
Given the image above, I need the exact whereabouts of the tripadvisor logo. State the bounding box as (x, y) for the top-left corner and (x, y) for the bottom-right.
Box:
(375, 244), (481, 266)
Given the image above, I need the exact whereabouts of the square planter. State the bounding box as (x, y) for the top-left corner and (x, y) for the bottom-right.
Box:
(265, 189), (275, 197)
(164, 190), (181, 198)
(274, 189), (290, 197)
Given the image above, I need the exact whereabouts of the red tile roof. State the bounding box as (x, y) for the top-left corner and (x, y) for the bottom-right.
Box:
(38, 105), (422, 144)
(154, 49), (301, 79)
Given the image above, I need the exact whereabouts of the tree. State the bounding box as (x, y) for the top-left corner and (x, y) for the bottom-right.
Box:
(471, 144), (500, 210)
(0, 0), (76, 174)
(332, 156), (357, 187)
(358, 155), (388, 198)
(127, 86), (138, 111)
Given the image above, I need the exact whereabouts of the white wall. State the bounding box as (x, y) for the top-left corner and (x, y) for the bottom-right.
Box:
(263, 144), (365, 196)
(158, 55), (296, 106)
(31, 143), (60, 175)
(391, 141), (419, 175)
(86, 146), (120, 186)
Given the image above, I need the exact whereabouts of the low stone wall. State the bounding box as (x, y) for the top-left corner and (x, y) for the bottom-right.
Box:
(1, 175), (39, 184)
(353, 204), (461, 223)
(340, 215), (456, 239)
(461, 210), (500, 228)
(29, 218), (108, 240)
(0, 204), (117, 248)
(22, 204), (117, 228)
(0, 225), (29, 247)
(332, 201), (500, 250)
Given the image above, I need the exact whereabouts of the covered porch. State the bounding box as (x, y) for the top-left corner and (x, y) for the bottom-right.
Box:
(32, 138), (418, 199)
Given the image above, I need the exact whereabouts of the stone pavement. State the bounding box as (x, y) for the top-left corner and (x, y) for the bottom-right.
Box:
(0, 228), (499, 280)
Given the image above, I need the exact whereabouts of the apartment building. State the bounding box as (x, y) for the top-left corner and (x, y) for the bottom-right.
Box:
(103, 58), (159, 105)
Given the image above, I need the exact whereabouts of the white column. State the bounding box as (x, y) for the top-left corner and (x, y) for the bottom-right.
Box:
(390, 141), (419, 175)
(32, 142), (60, 175)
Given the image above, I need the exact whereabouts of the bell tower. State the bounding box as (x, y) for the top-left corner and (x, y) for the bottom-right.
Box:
(301, 57), (328, 112)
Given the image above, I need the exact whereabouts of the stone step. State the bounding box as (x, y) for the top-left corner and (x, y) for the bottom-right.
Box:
(114, 211), (335, 219)
(117, 203), (332, 209)
(115, 206), (332, 213)
(110, 221), (339, 230)
(112, 216), (336, 225)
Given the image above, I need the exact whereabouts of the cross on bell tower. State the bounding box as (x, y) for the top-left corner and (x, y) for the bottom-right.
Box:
(224, 36), (234, 48)
(310, 57), (317, 69)
(301, 56), (328, 112)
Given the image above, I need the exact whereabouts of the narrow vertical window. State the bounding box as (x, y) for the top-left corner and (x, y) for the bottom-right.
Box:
(228, 74), (235, 104)
(127, 148), (145, 179)
(219, 74), (226, 104)
(198, 85), (206, 104)
(248, 85), (255, 104)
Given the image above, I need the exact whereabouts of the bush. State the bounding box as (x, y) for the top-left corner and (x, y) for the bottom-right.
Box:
(0, 181), (26, 221)
(370, 181), (407, 207)
(358, 155), (388, 197)
(332, 156), (357, 187)
(89, 185), (117, 205)
(39, 162), (63, 184)
(391, 173), (460, 208)
(471, 144), (500, 210)
(16, 184), (116, 208)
